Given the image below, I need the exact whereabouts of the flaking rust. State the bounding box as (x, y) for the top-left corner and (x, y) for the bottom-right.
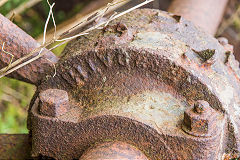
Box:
(25, 9), (240, 160)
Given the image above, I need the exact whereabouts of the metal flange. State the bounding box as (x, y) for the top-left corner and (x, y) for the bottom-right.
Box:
(28, 9), (240, 159)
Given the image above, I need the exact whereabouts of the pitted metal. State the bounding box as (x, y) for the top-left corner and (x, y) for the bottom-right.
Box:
(39, 89), (70, 117)
(0, 14), (58, 84)
(80, 141), (149, 160)
(182, 100), (223, 137)
(24, 9), (240, 160)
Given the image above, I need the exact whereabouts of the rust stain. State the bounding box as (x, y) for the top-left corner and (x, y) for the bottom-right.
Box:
(3, 9), (237, 159)
(0, 14), (58, 84)
(80, 141), (148, 160)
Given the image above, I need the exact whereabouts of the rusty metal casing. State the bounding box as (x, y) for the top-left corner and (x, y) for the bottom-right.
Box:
(26, 9), (240, 159)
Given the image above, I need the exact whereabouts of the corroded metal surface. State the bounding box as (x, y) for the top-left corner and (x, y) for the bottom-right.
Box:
(0, 134), (31, 160)
(0, 14), (58, 85)
(182, 100), (222, 137)
(27, 9), (240, 159)
(80, 141), (148, 160)
(39, 89), (70, 117)
(168, 0), (228, 35)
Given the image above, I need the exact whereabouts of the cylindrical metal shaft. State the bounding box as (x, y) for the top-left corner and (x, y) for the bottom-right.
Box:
(80, 141), (148, 160)
(0, 14), (58, 85)
(168, 0), (228, 35)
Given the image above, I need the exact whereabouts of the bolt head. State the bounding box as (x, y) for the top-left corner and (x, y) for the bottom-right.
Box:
(39, 89), (70, 117)
(182, 100), (218, 137)
(183, 111), (209, 135)
(194, 100), (209, 114)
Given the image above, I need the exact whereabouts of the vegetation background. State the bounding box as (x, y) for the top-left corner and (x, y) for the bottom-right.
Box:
(0, 0), (90, 133)
(0, 0), (240, 134)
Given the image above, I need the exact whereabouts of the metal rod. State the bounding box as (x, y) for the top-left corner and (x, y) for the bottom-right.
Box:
(80, 141), (148, 160)
(168, 0), (229, 35)
(0, 14), (58, 84)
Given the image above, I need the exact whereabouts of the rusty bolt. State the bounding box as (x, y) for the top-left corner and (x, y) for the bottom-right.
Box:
(39, 89), (70, 117)
(116, 23), (128, 33)
(182, 100), (218, 137)
(193, 100), (209, 114)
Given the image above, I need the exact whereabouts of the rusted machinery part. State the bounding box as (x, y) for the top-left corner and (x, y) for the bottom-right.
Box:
(79, 141), (148, 160)
(28, 9), (240, 159)
(0, 134), (31, 160)
(0, 14), (58, 85)
(168, 0), (228, 35)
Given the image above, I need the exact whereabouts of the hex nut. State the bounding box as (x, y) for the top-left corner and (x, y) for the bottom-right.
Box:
(39, 89), (70, 117)
(182, 100), (218, 137)
(193, 100), (209, 114)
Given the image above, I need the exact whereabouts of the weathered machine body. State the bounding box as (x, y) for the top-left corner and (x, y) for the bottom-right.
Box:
(27, 9), (240, 159)
(1, 0), (240, 159)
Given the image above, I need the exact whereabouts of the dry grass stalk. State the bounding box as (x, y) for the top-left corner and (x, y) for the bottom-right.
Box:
(1, 42), (14, 71)
(217, 5), (240, 36)
(0, 0), (8, 7)
(37, 0), (129, 42)
(0, 0), (154, 79)
(6, 0), (42, 18)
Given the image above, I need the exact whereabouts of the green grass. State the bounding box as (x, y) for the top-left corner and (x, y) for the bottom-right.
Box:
(0, 0), (85, 133)
(0, 77), (35, 133)
(0, 0), (29, 15)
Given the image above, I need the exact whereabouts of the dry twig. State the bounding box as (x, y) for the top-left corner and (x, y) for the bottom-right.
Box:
(217, 5), (240, 36)
(1, 42), (14, 71)
(6, 0), (42, 18)
(0, 0), (8, 7)
(0, 0), (154, 79)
